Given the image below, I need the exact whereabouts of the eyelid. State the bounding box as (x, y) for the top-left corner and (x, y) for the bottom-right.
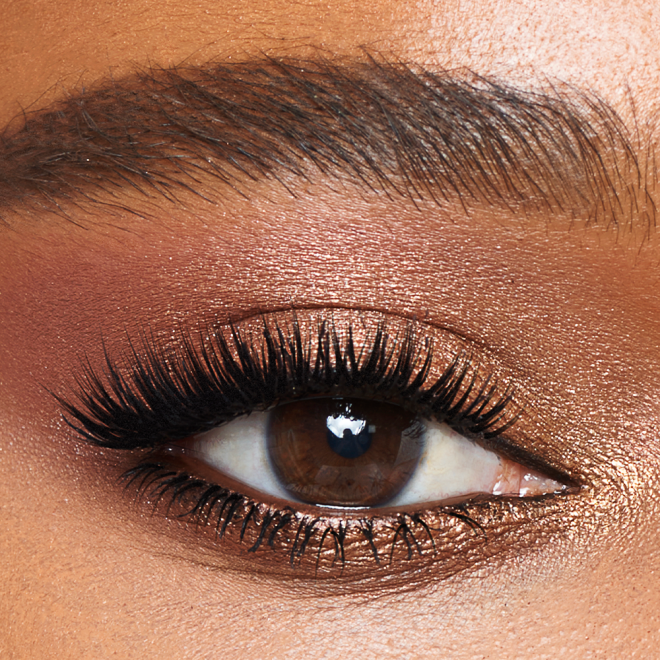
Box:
(56, 307), (580, 581)
(119, 455), (578, 585)
(59, 308), (520, 451)
(58, 307), (578, 487)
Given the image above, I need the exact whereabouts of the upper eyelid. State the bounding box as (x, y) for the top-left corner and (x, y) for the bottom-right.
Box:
(56, 309), (521, 452)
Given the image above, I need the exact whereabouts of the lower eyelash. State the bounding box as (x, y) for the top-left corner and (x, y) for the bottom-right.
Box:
(123, 460), (493, 573)
(120, 457), (579, 585)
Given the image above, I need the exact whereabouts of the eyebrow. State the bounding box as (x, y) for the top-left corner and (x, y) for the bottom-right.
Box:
(0, 56), (655, 232)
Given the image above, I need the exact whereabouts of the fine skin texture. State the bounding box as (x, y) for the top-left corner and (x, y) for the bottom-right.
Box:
(1, 1), (660, 659)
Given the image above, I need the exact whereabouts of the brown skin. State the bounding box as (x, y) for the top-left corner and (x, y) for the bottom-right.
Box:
(2, 1), (660, 658)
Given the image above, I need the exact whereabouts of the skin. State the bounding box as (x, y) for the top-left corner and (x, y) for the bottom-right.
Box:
(1, 0), (660, 658)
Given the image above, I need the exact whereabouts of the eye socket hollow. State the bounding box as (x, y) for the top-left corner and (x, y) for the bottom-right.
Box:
(268, 398), (424, 507)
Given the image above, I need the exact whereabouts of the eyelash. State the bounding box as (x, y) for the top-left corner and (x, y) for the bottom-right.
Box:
(61, 318), (516, 448)
(57, 315), (559, 577)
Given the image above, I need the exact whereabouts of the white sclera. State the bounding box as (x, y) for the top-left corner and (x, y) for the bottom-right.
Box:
(388, 420), (502, 506)
(191, 411), (523, 507)
(192, 411), (291, 501)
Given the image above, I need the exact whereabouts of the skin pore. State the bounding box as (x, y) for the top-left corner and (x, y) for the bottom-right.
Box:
(2, 0), (660, 658)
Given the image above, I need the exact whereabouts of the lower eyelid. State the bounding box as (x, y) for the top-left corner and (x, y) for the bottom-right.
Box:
(120, 456), (579, 586)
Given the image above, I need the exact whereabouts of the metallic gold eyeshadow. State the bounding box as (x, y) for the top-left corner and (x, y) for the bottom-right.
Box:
(120, 456), (579, 585)
(57, 309), (580, 582)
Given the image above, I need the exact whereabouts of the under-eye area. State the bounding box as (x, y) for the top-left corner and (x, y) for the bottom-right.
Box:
(119, 460), (577, 584)
(58, 310), (578, 580)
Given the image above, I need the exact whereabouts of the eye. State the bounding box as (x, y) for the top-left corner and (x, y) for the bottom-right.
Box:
(61, 311), (576, 578)
(177, 397), (563, 510)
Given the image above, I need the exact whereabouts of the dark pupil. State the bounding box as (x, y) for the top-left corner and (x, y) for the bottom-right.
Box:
(268, 397), (422, 507)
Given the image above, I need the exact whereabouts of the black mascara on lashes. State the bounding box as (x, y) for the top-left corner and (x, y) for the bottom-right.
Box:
(51, 315), (580, 575)
(57, 317), (518, 452)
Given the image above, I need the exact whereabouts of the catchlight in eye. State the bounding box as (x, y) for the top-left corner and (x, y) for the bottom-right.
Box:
(268, 398), (423, 507)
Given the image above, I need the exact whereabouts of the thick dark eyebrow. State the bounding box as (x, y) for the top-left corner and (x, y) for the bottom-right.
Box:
(0, 56), (655, 231)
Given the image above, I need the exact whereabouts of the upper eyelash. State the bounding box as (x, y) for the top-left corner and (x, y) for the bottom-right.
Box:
(58, 317), (518, 450)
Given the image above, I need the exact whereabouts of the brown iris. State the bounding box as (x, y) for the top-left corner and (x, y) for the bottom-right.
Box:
(268, 398), (424, 507)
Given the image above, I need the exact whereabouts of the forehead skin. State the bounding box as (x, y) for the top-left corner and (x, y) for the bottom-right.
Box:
(1, 0), (659, 123)
(1, 1), (660, 659)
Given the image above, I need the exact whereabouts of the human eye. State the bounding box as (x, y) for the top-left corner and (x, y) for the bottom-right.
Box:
(190, 400), (560, 509)
(58, 309), (574, 582)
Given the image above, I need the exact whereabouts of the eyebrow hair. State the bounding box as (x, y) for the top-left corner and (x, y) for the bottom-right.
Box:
(0, 56), (655, 231)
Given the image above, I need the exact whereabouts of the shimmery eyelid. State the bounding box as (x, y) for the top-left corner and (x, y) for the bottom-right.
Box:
(52, 308), (578, 581)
